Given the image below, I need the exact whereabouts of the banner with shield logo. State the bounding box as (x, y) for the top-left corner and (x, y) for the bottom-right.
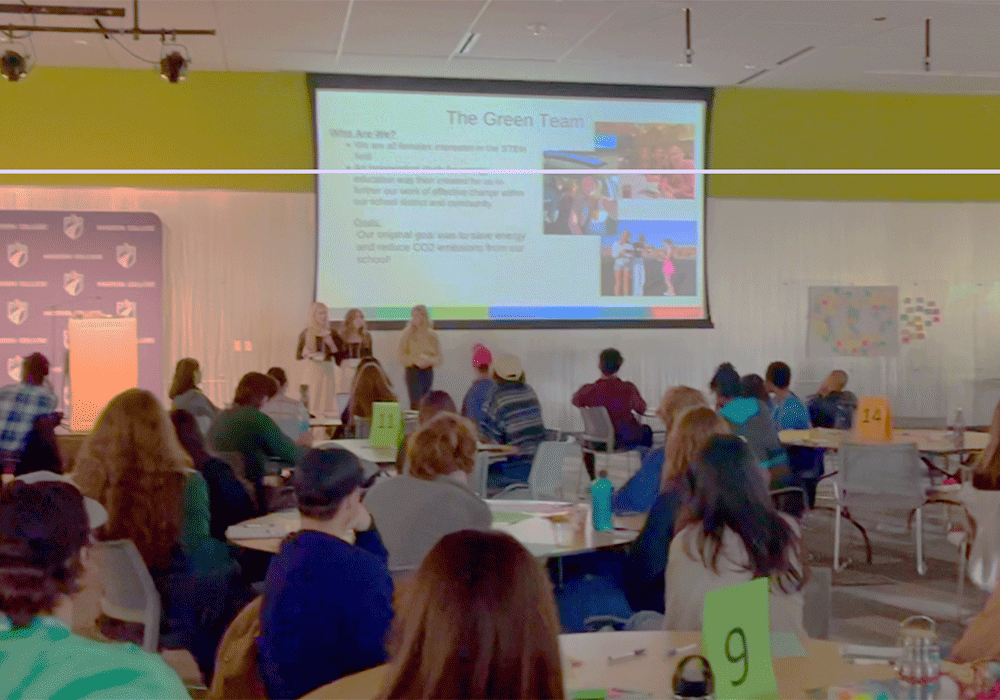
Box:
(0, 211), (163, 417)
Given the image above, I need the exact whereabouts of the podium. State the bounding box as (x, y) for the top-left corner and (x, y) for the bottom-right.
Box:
(68, 317), (138, 432)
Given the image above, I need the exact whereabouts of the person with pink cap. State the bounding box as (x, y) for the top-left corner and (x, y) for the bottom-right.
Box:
(461, 344), (494, 425)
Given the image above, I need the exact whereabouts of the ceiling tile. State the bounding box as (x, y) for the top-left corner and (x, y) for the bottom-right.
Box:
(469, 0), (619, 61)
(341, 1), (484, 57)
(215, 0), (349, 53)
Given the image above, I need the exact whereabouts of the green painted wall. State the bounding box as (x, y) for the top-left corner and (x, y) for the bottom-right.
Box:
(2, 70), (998, 200)
(710, 87), (1000, 201)
(0, 68), (313, 192)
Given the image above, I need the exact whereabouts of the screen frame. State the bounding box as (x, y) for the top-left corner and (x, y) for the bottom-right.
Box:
(308, 73), (714, 331)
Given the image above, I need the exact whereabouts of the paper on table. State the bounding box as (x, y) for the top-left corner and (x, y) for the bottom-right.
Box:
(770, 631), (807, 658)
(492, 511), (535, 525)
(228, 523), (284, 538)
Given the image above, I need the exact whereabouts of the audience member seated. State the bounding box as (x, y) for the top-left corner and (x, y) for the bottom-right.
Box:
(261, 366), (311, 445)
(171, 409), (256, 543)
(664, 435), (807, 636)
(765, 362), (810, 430)
(622, 407), (730, 613)
(169, 357), (218, 435)
(612, 385), (706, 514)
(15, 410), (63, 476)
(0, 352), (58, 474)
(0, 479), (189, 698)
(209, 372), (305, 514)
(766, 361), (822, 506)
(258, 448), (393, 700)
(366, 413), (490, 570)
(739, 373), (771, 408)
(342, 359), (397, 437)
(395, 390), (457, 474)
(461, 343), (494, 424)
(73, 389), (252, 685)
(572, 348), (652, 481)
(377, 530), (564, 700)
(711, 363), (790, 484)
(479, 354), (546, 490)
(807, 370), (857, 429)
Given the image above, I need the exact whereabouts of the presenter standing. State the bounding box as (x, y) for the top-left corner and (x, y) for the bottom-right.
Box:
(333, 308), (373, 411)
(297, 302), (342, 416)
(397, 305), (440, 409)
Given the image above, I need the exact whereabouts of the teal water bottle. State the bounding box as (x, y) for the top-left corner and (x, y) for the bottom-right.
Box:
(590, 470), (613, 531)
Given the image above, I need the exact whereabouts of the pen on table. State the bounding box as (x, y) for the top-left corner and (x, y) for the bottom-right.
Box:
(607, 649), (647, 665)
(665, 643), (698, 659)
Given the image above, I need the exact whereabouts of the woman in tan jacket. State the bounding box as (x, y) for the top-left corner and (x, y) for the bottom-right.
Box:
(397, 305), (441, 409)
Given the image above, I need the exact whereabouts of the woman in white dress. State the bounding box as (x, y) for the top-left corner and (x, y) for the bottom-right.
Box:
(296, 302), (341, 416)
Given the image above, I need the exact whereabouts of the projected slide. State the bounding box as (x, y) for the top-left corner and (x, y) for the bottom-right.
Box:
(313, 79), (709, 326)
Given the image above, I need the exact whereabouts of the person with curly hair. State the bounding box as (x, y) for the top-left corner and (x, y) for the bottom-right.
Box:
(73, 389), (252, 685)
(0, 477), (189, 697)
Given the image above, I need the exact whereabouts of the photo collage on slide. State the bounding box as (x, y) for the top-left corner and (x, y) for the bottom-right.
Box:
(541, 122), (698, 298)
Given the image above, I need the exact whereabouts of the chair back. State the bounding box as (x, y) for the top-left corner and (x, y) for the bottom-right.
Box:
(770, 486), (808, 518)
(214, 451), (254, 499)
(353, 416), (371, 439)
(91, 539), (161, 653)
(840, 443), (925, 510)
(580, 406), (615, 448)
(528, 438), (572, 500)
(207, 596), (267, 700)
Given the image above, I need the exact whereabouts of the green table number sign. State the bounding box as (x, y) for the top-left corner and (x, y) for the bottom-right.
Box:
(370, 401), (402, 448)
(701, 578), (777, 700)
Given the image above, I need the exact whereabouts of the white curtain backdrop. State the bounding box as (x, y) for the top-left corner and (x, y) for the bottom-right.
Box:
(2, 187), (999, 429)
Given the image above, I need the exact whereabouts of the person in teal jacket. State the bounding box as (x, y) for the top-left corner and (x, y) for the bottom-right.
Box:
(711, 363), (790, 484)
(0, 479), (190, 699)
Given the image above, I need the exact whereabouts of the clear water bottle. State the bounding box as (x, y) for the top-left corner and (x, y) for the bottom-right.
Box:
(590, 470), (613, 531)
(896, 615), (941, 700)
(953, 408), (965, 451)
(300, 384), (310, 410)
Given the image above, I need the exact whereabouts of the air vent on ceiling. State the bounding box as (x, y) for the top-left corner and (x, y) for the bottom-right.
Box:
(455, 32), (480, 55)
(776, 46), (815, 66)
(737, 68), (769, 85)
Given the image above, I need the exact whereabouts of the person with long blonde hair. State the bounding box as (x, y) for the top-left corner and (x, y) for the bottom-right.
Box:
(622, 406), (730, 613)
(612, 385), (708, 514)
(73, 389), (251, 685)
(333, 308), (374, 401)
(378, 530), (564, 700)
(397, 305), (441, 409)
(297, 301), (343, 416)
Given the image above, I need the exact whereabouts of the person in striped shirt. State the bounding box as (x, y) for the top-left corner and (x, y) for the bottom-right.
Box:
(479, 354), (546, 491)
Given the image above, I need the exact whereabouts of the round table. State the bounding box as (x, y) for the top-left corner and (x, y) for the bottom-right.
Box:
(226, 500), (641, 557)
(301, 630), (914, 699)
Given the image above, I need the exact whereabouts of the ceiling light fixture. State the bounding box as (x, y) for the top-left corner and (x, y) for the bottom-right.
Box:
(528, 23), (548, 36)
(683, 7), (693, 65)
(924, 17), (931, 72)
(0, 46), (28, 80)
(159, 36), (189, 83)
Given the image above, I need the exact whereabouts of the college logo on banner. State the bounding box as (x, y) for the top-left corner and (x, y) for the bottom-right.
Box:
(6, 299), (27, 325)
(63, 215), (84, 240)
(116, 243), (136, 269)
(63, 329), (69, 349)
(63, 271), (84, 296)
(7, 355), (21, 382)
(116, 300), (135, 317)
(7, 243), (27, 268)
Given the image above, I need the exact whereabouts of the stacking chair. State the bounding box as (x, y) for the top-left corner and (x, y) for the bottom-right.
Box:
(494, 438), (574, 501)
(578, 406), (642, 487)
(770, 486), (808, 519)
(833, 443), (939, 575)
(91, 539), (187, 654)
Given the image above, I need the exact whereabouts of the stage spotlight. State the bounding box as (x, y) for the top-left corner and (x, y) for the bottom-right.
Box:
(1, 50), (29, 82)
(159, 48), (189, 83)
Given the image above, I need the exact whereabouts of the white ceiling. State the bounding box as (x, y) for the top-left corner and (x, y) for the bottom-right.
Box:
(5, 0), (1000, 93)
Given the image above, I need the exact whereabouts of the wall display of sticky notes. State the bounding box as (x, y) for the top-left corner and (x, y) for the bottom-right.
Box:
(702, 578), (777, 700)
(369, 401), (402, 448)
(854, 396), (893, 442)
